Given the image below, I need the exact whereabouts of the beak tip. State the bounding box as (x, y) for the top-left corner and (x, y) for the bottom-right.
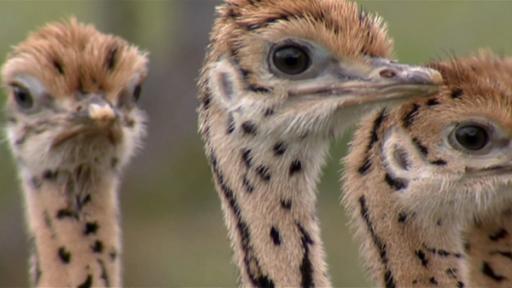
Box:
(88, 103), (116, 122)
(429, 69), (444, 85)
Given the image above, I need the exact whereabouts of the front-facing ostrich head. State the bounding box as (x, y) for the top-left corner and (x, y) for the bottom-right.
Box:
(199, 0), (443, 142)
(2, 19), (148, 175)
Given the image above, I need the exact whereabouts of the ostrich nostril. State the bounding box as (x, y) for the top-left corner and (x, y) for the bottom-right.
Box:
(380, 69), (398, 79)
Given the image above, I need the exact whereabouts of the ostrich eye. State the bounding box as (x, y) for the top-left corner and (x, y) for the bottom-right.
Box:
(453, 124), (489, 151)
(271, 44), (311, 75)
(13, 85), (34, 109)
(133, 84), (142, 102)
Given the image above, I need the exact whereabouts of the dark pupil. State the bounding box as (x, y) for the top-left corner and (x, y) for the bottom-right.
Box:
(273, 45), (310, 75)
(13, 86), (33, 109)
(455, 125), (489, 150)
(133, 84), (142, 102)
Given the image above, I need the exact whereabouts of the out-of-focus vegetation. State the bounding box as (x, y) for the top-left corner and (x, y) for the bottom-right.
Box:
(0, 0), (511, 286)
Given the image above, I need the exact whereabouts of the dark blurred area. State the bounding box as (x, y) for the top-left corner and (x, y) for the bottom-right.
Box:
(0, 0), (511, 286)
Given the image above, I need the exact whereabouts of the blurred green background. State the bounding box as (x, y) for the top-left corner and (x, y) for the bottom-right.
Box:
(0, 0), (511, 286)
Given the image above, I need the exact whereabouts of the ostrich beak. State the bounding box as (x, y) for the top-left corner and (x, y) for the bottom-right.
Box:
(288, 59), (443, 107)
(52, 96), (121, 148)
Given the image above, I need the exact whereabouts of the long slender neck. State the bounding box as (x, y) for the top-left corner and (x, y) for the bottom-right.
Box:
(20, 165), (121, 287)
(203, 108), (331, 287)
(343, 110), (466, 288)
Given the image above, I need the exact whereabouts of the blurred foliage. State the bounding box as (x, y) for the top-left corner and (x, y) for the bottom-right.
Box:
(0, 0), (510, 286)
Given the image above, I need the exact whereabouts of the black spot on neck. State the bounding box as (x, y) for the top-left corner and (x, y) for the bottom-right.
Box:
(412, 138), (428, 156)
(429, 277), (438, 285)
(403, 103), (420, 128)
(92, 240), (104, 253)
(227, 113), (236, 134)
(359, 108), (387, 175)
(78, 274), (93, 288)
(242, 174), (254, 193)
(84, 222), (99, 235)
(58, 247), (71, 264)
(415, 250), (428, 266)
(97, 259), (110, 286)
(489, 228), (508, 241)
(209, 153), (274, 287)
(56, 208), (78, 220)
(280, 199), (292, 210)
(398, 212), (408, 223)
(248, 84), (272, 94)
(270, 227), (282, 246)
(451, 88), (464, 99)
(289, 160), (302, 176)
(273, 142), (286, 156)
(264, 108), (274, 117)
(256, 165), (271, 181)
(358, 158), (372, 175)
(482, 262), (506, 282)
(202, 93), (211, 110)
(241, 149), (253, 168)
(358, 196), (396, 288)
(426, 98), (440, 106)
(297, 223), (314, 288)
(241, 121), (257, 135)
(384, 173), (407, 190)
(430, 159), (447, 166)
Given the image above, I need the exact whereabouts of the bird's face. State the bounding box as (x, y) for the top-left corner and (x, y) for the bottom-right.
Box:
(203, 0), (442, 139)
(2, 20), (148, 172)
(379, 53), (512, 220)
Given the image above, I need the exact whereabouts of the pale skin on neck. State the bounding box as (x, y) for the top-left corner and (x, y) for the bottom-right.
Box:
(2, 19), (148, 287)
(198, 1), (441, 286)
(21, 167), (120, 287)
(343, 53), (512, 288)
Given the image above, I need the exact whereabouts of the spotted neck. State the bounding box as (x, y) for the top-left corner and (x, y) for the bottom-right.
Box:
(201, 104), (331, 287)
(463, 209), (512, 287)
(343, 109), (466, 288)
(20, 165), (121, 287)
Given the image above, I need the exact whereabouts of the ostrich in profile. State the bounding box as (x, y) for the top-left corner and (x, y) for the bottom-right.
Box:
(343, 52), (512, 287)
(197, 0), (442, 286)
(2, 19), (148, 286)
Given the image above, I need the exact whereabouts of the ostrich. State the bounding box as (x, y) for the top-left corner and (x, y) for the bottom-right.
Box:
(2, 19), (148, 287)
(197, 0), (442, 286)
(343, 52), (512, 287)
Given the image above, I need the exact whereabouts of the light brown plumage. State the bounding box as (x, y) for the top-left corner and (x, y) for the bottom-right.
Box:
(2, 19), (148, 287)
(343, 51), (512, 287)
(198, 0), (441, 286)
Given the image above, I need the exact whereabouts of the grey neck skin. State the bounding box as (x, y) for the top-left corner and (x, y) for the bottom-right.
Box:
(203, 105), (332, 287)
(344, 110), (467, 288)
(20, 164), (121, 287)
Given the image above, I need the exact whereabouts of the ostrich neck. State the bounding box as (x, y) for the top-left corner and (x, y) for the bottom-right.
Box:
(344, 111), (466, 288)
(205, 112), (332, 287)
(20, 165), (121, 287)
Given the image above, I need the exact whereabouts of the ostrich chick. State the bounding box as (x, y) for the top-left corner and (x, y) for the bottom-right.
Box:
(343, 52), (512, 288)
(2, 19), (148, 287)
(198, 0), (441, 286)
